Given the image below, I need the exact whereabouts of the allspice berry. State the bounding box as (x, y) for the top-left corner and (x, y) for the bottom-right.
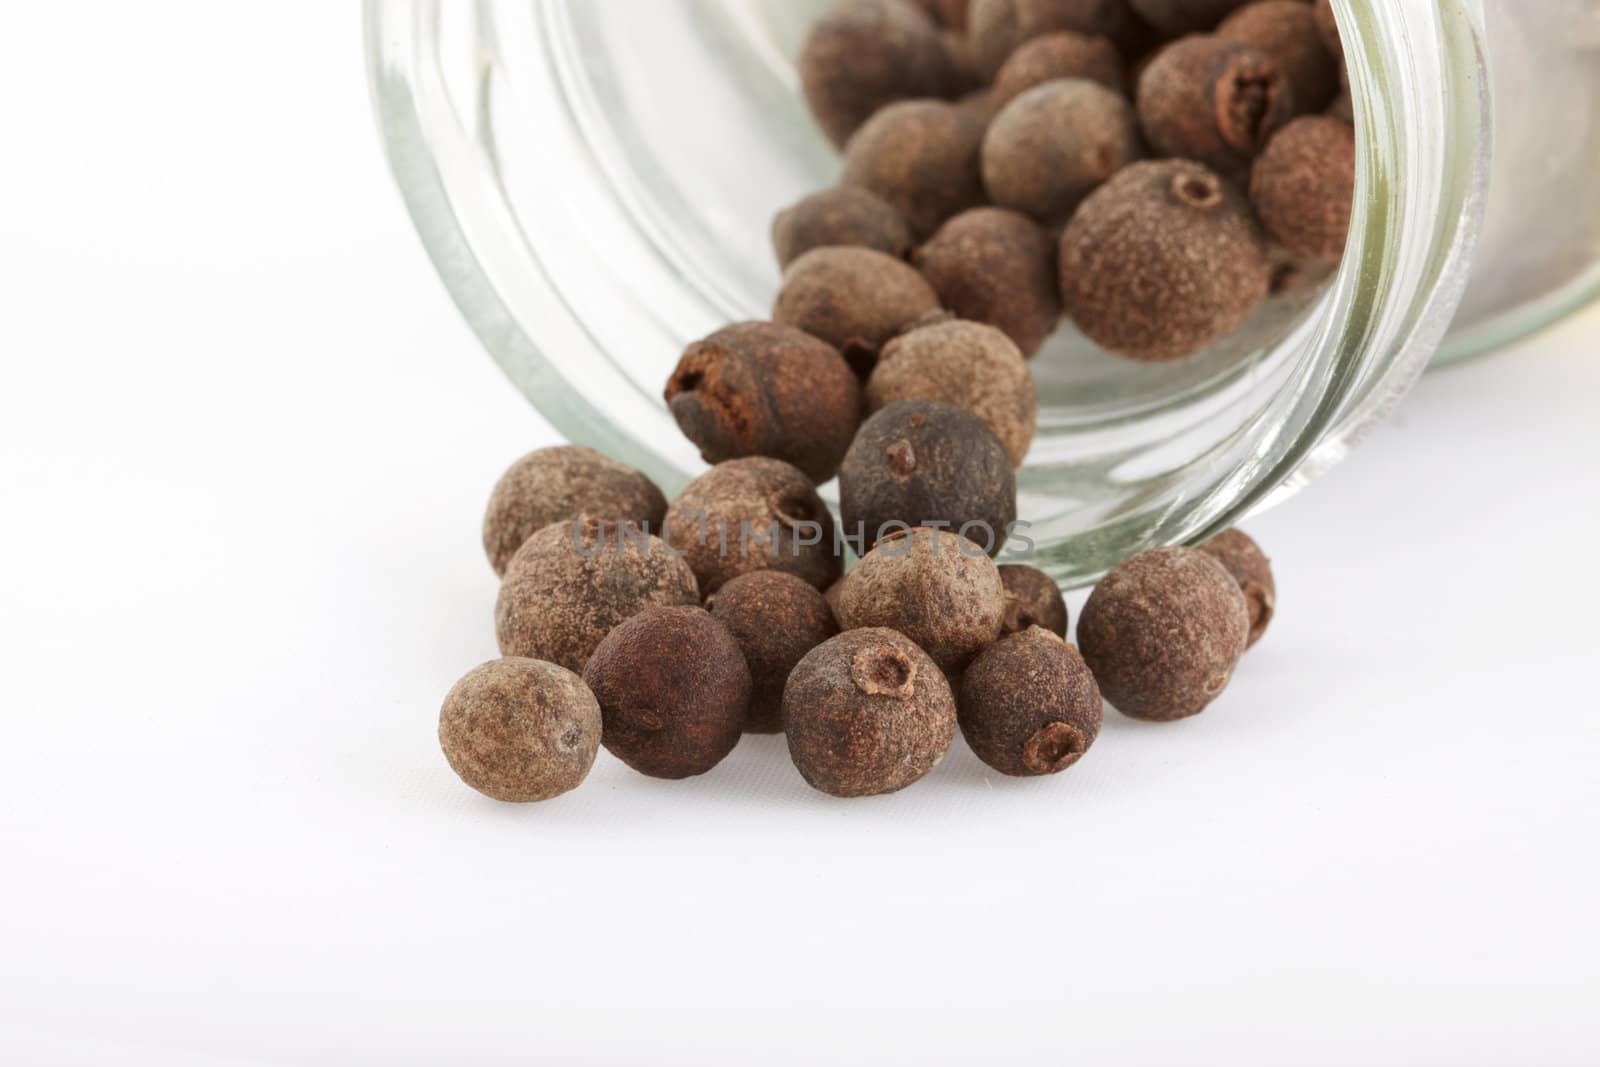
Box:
(990, 31), (1127, 110)
(583, 606), (751, 779)
(1313, 0), (1342, 62)
(1077, 546), (1250, 722)
(1218, 0), (1341, 115)
(958, 627), (1102, 776)
(707, 570), (840, 733)
(1127, 0), (1251, 37)
(1137, 35), (1295, 177)
(914, 207), (1062, 357)
(999, 562), (1069, 637)
(842, 100), (987, 239)
(969, 0), (1143, 78)
(1249, 115), (1356, 264)
(483, 446), (667, 577)
(837, 527), (1006, 672)
(799, 0), (959, 149)
(664, 321), (861, 483)
(773, 247), (942, 375)
(983, 79), (1144, 224)
(438, 658), (602, 802)
(663, 457), (842, 595)
(1059, 159), (1270, 361)
(867, 318), (1038, 466)
(495, 519), (699, 674)
(771, 186), (914, 269)
(1197, 528), (1275, 648)
(783, 627), (957, 797)
(839, 400), (1017, 557)
(911, 0), (971, 29)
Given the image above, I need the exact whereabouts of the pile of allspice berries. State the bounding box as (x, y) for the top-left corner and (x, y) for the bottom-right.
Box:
(438, 0), (1337, 803)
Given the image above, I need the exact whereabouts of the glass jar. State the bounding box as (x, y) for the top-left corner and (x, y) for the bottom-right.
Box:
(365, 0), (1600, 585)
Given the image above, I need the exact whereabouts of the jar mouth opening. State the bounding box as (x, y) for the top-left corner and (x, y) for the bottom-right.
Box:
(365, 0), (1488, 586)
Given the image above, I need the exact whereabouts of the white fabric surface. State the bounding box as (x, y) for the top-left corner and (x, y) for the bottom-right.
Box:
(1, 6), (1596, 1065)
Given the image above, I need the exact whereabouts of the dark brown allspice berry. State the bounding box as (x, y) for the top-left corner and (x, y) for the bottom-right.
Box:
(990, 31), (1128, 110)
(1137, 35), (1295, 177)
(1328, 84), (1353, 124)
(969, 0), (1144, 78)
(1197, 528), (1275, 648)
(771, 186), (914, 270)
(707, 570), (840, 733)
(1127, 0), (1251, 36)
(1313, 0), (1343, 63)
(911, 0), (971, 29)
(664, 321), (861, 484)
(914, 207), (1062, 358)
(959, 627), (1103, 776)
(837, 527), (1006, 672)
(841, 100), (987, 239)
(940, 30), (984, 95)
(1059, 159), (1270, 361)
(799, 0), (960, 149)
(438, 658), (603, 802)
(998, 562), (1069, 637)
(582, 606), (751, 779)
(1077, 546), (1251, 722)
(783, 627), (957, 797)
(839, 400), (1017, 558)
(482, 446), (667, 577)
(663, 457), (842, 595)
(495, 519), (700, 674)
(982, 79), (1145, 224)
(1218, 1), (1340, 115)
(773, 246), (942, 375)
(1250, 115), (1356, 264)
(867, 318), (1038, 466)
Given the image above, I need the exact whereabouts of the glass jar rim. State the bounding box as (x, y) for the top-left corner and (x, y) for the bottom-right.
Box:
(364, 0), (1489, 585)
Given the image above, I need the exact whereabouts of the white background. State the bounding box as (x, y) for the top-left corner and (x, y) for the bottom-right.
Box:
(2, 6), (1598, 1066)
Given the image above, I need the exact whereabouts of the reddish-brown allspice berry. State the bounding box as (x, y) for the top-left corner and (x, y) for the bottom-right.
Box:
(998, 563), (1069, 637)
(959, 627), (1103, 775)
(663, 457), (842, 595)
(914, 207), (1063, 358)
(842, 99), (988, 239)
(867, 318), (1038, 466)
(1218, 0), (1341, 114)
(969, 0), (1145, 78)
(707, 570), (840, 734)
(583, 606), (751, 779)
(1137, 35), (1295, 177)
(1077, 546), (1251, 722)
(773, 246), (942, 375)
(1250, 115), (1356, 264)
(438, 658), (603, 802)
(837, 527), (1006, 673)
(991, 31), (1127, 109)
(495, 519), (699, 674)
(783, 627), (958, 797)
(482, 446), (667, 577)
(1059, 159), (1269, 361)
(664, 321), (861, 484)
(1197, 528), (1276, 648)
(799, 0), (960, 149)
(1128, 0), (1251, 37)
(983, 79), (1145, 224)
(771, 185), (915, 269)
(839, 400), (1018, 558)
